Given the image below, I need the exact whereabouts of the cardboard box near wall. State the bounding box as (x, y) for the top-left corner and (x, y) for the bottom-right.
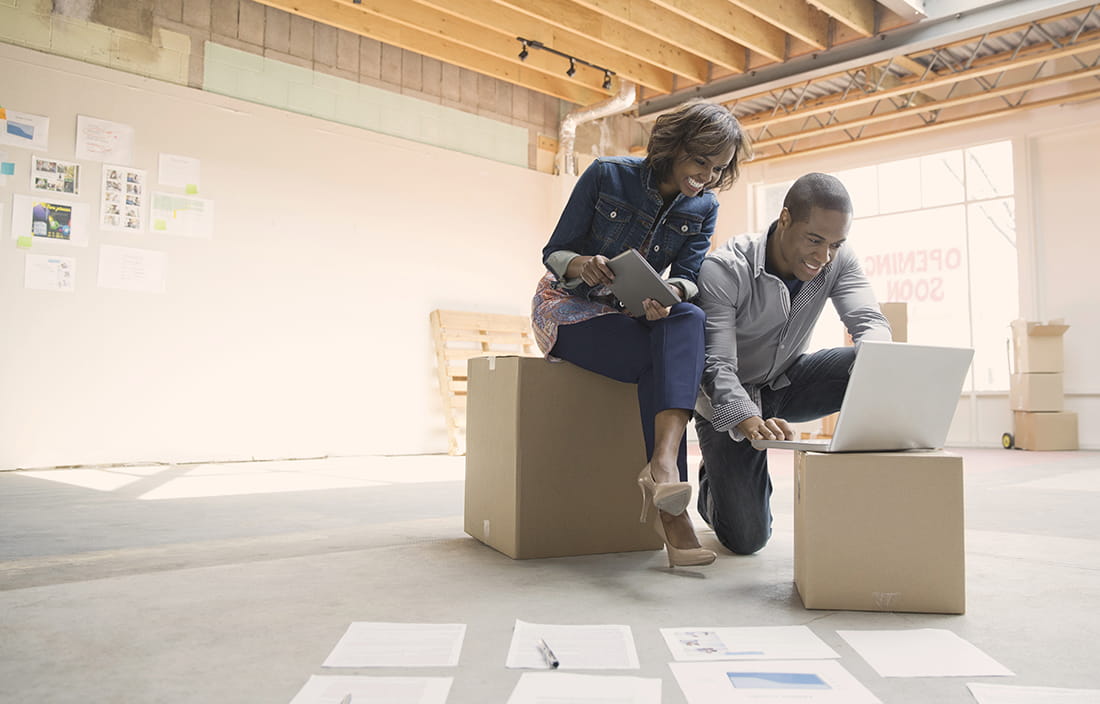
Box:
(880, 301), (908, 342)
(1013, 411), (1079, 451)
(1011, 319), (1069, 373)
(464, 356), (664, 559)
(794, 450), (965, 614)
(1009, 373), (1064, 412)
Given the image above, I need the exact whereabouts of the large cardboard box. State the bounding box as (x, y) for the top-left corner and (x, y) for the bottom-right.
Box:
(1013, 411), (1079, 451)
(1009, 373), (1064, 411)
(464, 356), (664, 559)
(794, 450), (965, 614)
(1011, 319), (1069, 373)
(880, 302), (908, 342)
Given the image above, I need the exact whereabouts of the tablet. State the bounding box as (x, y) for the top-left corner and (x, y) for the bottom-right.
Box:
(607, 248), (680, 315)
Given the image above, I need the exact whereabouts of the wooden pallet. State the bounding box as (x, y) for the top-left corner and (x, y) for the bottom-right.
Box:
(430, 309), (539, 455)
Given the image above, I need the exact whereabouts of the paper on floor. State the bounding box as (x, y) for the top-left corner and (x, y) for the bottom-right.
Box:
(505, 619), (640, 670)
(837, 629), (1013, 678)
(506, 673), (660, 704)
(660, 625), (839, 661)
(967, 682), (1100, 703)
(670, 660), (882, 704)
(288, 675), (452, 704)
(322, 622), (466, 668)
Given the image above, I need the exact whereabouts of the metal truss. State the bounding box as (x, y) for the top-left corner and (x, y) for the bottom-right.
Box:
(727, 5), (1100, 163)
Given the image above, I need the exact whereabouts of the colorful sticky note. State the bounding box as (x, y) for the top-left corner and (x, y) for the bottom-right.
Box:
(0, 162), (14, 176)
(17, 236), (33, 249)
(185, 183), (198, 194)
(153, 219), (167, 231)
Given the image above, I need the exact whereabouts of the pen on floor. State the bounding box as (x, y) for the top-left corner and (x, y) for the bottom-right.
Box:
(536, 637), (560, 669)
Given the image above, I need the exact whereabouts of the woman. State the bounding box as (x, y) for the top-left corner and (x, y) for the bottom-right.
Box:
(531, 100), (751, 568)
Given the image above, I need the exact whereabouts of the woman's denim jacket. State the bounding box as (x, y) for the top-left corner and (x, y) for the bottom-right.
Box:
(542, 156), (718, 302)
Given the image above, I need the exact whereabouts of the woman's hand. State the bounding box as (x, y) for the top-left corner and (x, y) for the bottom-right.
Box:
(569, 255), (615, 287)
(641, 298), (671, 320)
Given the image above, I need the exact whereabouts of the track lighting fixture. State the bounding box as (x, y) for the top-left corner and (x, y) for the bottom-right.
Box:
(515, 37), (616, 90)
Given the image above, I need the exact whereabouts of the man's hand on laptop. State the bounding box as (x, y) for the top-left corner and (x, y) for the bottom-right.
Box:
(737, 416), (794, 447)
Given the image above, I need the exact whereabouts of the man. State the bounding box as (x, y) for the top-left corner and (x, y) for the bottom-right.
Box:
(693, 172), (893, 555)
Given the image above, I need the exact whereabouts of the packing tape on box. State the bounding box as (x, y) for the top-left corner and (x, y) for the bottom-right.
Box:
(483, 519), (491, 539)
(489, 356), (496, 371)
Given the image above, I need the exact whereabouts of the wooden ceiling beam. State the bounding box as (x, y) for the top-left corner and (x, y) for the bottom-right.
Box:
(413, 0), (678, 92)
(571, 0), (748, 73)
(410, 0), (676, 93)
(730, 0), (830, 50)
(806, 0), (876, 37)
(490, 0), (712, 83)
(650, 0), (788, 62)
(253, 0), (610, 103)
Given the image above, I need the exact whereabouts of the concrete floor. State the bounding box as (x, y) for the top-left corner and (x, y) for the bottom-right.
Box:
(1, 447), (1098, 703)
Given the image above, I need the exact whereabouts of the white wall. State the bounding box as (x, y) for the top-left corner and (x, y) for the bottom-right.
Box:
(0, 43), (558, 469)
(718, 97), (1100, 448)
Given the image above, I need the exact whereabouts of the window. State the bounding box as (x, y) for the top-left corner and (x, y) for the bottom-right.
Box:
(753, 141), (1017, 391)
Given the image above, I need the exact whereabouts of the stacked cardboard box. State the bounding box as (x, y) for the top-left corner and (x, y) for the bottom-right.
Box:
(463, 356), (664, 559)
(1009, 320), (1077, 450)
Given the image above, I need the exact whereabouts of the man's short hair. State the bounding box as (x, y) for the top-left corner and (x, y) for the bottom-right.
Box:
(783, 173), (852, 222)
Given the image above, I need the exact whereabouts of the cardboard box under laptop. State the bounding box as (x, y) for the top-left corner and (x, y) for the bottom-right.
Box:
(463, 356), (664, 559)
(1013, 411), (1079, 451)
(1011, 319), (1069, 373)
(794, 450), (965, 614)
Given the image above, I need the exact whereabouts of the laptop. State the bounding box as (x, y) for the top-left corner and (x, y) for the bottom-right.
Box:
(751, 340), (974, 453)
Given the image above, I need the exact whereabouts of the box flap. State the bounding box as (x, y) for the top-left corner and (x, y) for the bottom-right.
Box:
(1012, 319), (1069, 337)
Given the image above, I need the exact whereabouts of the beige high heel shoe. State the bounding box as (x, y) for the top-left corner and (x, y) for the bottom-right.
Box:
(652, 511), (717, 568)
(637, 464), (692, 522)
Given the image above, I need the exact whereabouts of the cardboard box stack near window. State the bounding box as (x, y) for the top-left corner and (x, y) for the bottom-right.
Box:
(1010, 319), (1078, 451)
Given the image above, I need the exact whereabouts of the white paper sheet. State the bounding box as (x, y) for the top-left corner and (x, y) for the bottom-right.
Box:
(97, 245), (166, 294)
(151, 191), (214, 238)
(11, 194), (90, 247)
(506, 672), (661, 704)
(75, 115), (134, 164)
(837, 629), (1014, 678)
(158, 153), (201, 190)
(31, 155), (80, 196)
(288, 675), (453, 704)
(322, 622), (466, 668)
(661, 625), (839, 661)
(506, 619), (640, 670)
(25, 254), (75, 292)
(967, 683), (1100, 703)
(1, 109), (50, 150)
(100, 165), (147, 232)
(671, 660), (882, 704)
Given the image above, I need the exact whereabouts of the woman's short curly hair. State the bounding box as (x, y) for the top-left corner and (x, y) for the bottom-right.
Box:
(646, 100), (752, 192)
